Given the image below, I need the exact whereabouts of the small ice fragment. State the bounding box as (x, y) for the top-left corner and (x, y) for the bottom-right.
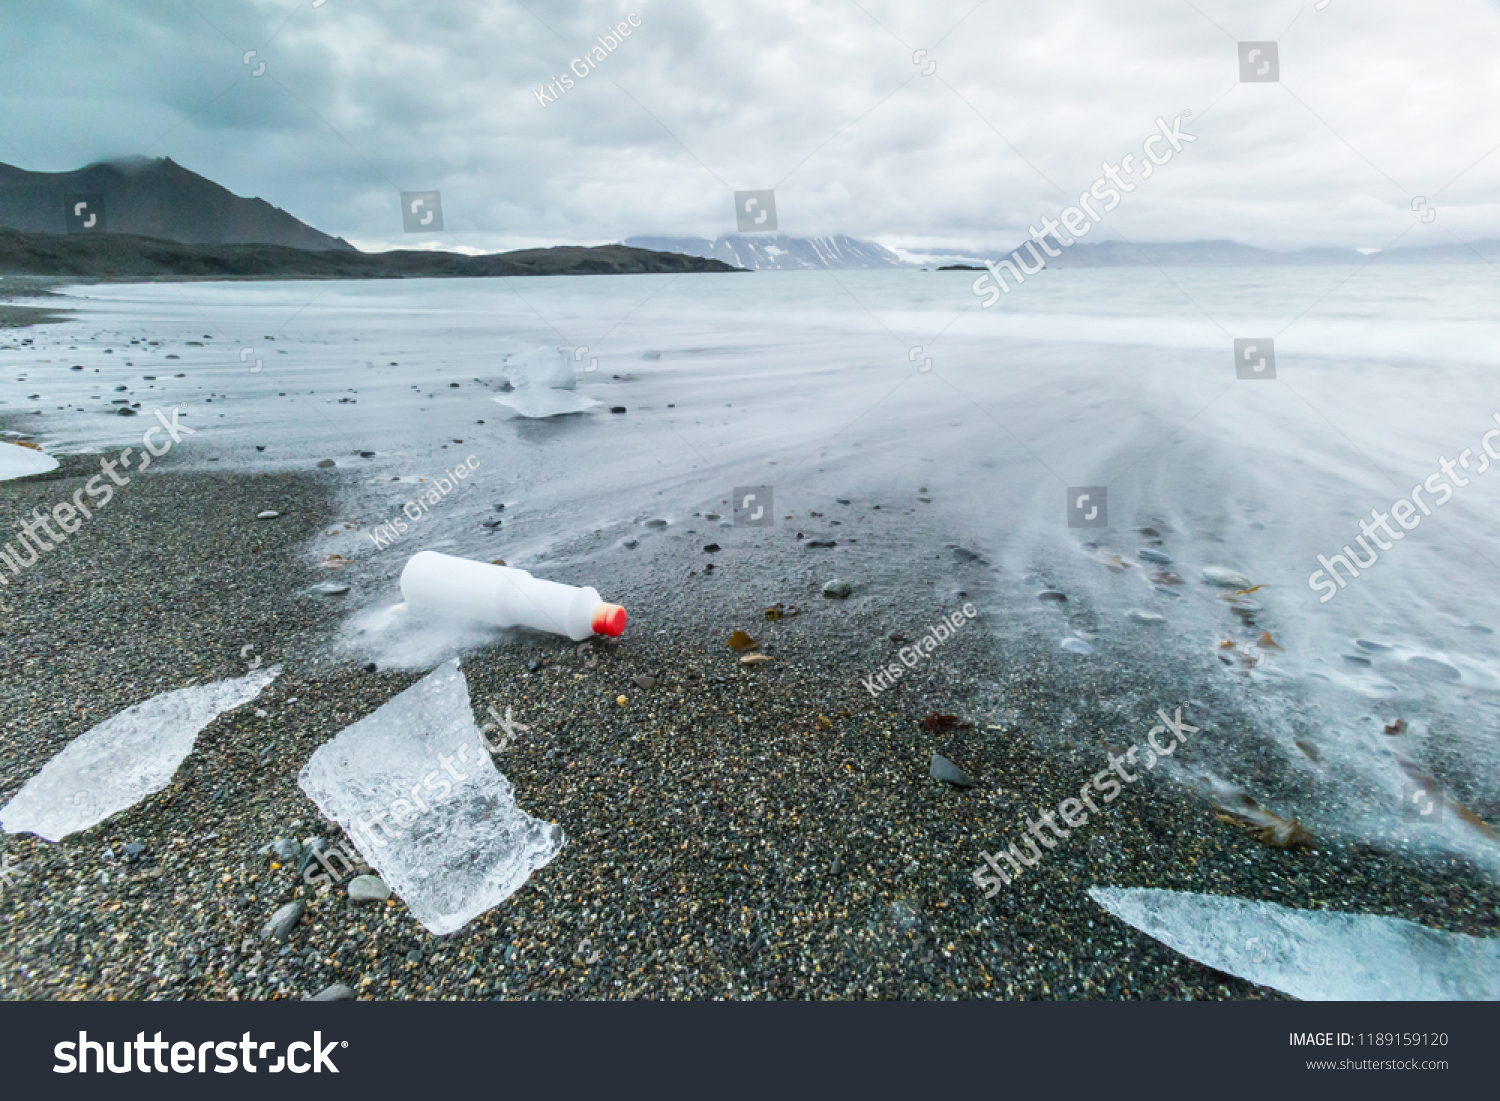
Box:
(297, 659), (563, 935)
(1, 668), (280, 841)
(0, 441), (59, 482)
(501, 346), (578, 391)
(1088, 886), (1500, 1000)
(491, 389), (600, 418)
(1061, 637), (1093, 654)
(491, 346), (601, 417)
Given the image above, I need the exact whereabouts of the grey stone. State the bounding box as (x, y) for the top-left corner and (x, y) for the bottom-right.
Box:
(348, 875), (391, 902)
(1138, 549), (1172, 564)
(930, 753), (977, 787)
(309, 983), (355, 1001)
(822, 579), (853, 599)
(316, 459), (336, 468)
(261, 900), (306, 941)
(1202, 566), (1252, 588)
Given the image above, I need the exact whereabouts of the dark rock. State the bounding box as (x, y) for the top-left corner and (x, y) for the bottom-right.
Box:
(1138, 549), (1172, 564)
(316, 459), (336, 468)
(610, 406), (627, 414)
(632, 674), (657, 690)
(951, 546), (988, 565)
(703, 543), (720, 553)
(1037, 590), (1067, 603)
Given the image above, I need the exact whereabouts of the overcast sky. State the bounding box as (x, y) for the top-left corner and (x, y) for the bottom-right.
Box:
(3, 0), (1499, 253)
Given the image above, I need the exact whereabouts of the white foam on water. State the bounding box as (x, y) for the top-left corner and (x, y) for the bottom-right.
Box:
(1088, 886), (1500, 1000)
(297, 659), (563, 935)
(0, 667), (280, 841)
(337, 600), (505, 671)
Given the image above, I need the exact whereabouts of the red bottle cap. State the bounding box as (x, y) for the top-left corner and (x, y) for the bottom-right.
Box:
(591, 603), (627, 637)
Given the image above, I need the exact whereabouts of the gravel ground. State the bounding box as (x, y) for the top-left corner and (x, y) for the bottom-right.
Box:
(1, 437), (1497, 1001)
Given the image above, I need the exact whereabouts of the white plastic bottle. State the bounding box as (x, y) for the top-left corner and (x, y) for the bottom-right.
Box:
(399, 551), (627, 641)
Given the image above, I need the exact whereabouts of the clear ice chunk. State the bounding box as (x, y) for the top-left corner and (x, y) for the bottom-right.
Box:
(1, 667), (280, 841)
(1089, 886), (1500, 1000)
(297, 659), (563, 935)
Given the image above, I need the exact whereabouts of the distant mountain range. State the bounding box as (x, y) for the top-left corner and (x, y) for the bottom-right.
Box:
(630, 233), (1500, 269)
(0, 157), (353, 251)
(624, 234), (905, 270)
(908, 237), (1500, 268)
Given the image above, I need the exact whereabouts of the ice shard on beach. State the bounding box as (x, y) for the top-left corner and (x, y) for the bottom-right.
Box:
(0, 667), (280, 841)
(1088, 886), (1500, 1000)
(491, 345), (601, 417)
(0, 441), (60, 483)
(297, 659), (563, 935)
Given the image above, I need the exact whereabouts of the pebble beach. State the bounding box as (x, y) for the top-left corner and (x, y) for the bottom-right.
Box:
(3, 421), (1497, 1001)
